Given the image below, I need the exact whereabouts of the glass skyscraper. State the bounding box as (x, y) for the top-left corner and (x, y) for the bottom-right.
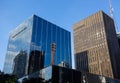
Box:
(3, 15), (71, 78)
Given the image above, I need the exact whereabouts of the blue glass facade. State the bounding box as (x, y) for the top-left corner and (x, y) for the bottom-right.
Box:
(3, 15), (71, 77)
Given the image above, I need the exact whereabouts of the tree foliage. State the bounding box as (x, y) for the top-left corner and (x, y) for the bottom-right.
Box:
(0, 74), (18, 83)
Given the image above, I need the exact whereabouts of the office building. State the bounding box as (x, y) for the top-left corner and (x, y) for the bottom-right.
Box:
(117, 33), (120, 47)
(28, 50), (44, 74)
(13, 50), (27, 78)
(3, 15), (71, 77)
(73, 11), (120, 78)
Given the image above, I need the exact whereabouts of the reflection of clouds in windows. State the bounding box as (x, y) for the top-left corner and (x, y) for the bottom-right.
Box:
(5, 59), (14, 70)
(5, 59), (12, 63)
(5, 51), (19, 73)
(30, 42), (42, 50)
(9, 28), (32, 51)
(3, 62), (12, 72)
(9, 44), (16, 49)
(7, 51), (19, 57)
(10, 18), (33, 46)
(9, 17), (33, 35)
(11, 28), (32, 44)
(4, 17), (33, 74)
(40, 66), (52, 80)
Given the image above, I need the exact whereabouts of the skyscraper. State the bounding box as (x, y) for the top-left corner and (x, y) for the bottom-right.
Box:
(28, 50), (44, 74)
(3, 15), (71, 77)
(73, 11), (120, 79)
(117, 33), (120, 47)
(13, 50), (27, 78)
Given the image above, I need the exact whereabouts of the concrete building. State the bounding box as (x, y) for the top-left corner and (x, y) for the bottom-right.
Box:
(73, 11), (120, 79)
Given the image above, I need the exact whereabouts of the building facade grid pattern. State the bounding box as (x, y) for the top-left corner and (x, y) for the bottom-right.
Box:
(73, 11), (120, 78)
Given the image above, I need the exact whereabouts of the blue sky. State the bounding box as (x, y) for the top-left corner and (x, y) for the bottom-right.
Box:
(0, 0), (120, 71)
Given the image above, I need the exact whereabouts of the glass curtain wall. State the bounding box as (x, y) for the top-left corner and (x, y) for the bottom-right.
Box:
(31, 15), (71, 68)
(3, 17), (33, 76)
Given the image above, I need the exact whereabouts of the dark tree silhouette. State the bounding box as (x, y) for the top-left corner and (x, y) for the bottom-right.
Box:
(22, 77), (45, 83)
(0, 74), (18, 83)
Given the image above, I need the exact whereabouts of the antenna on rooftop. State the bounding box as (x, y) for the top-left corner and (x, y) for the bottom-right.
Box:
(109, 0), (119, 33)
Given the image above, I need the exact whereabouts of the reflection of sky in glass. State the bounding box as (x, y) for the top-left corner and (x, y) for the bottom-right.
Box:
(40, 66), (52, 80)
(4, 15), (72, 76)
(44, 66), (52, 80)
(31, 15), (72, 68)
(3, 16), (33, 74)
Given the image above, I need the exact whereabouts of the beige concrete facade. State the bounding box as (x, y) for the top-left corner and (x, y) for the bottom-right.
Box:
(73, 11), (120, 79)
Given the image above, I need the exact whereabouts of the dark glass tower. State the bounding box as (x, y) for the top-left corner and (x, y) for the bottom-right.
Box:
(3, 15), (71, 77)
(117, 33), (120, 47)
(28, 50), (44, 74)
(13, 50), (27, 78)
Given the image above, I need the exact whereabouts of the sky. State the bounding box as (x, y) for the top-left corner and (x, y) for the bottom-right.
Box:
(0, 0), (120, 71)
